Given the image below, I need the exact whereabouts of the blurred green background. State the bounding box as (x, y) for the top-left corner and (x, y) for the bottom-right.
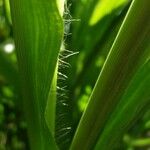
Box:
(0, 0), (150, 149)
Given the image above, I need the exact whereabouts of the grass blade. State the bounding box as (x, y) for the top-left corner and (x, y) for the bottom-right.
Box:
(89, 0), (128, 25)
(70, 0), (150, 149)
(95, 59), (150, 149)
(9, 0), (64, 149)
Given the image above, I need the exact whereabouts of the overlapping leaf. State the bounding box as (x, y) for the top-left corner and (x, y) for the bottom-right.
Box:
(70, 0), (150, 149)
(95, 58), (150, 149)
(9, 0), (64, 149)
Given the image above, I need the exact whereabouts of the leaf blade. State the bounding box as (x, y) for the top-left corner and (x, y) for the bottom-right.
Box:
(9, 0), (64, 149)
(95, 59), (150, 149)
(70, 0), (150, 149)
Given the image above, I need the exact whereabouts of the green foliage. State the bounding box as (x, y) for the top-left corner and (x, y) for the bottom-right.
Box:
(0, 0), (149, 150)
(9, 0), (64, 149)
(70, 0), (150, 149)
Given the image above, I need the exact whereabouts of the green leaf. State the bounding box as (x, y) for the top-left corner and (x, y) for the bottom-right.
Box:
(68, 0), (129, 94)
(45, 65), (58, 136)
(89, 0), (128, 25)
(95, 59), (150, 149)
(130, 138), (150, 147)
(70, 0), (150, 149)
(3, 0), (12, 25)
(9, 0), (64, 149)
